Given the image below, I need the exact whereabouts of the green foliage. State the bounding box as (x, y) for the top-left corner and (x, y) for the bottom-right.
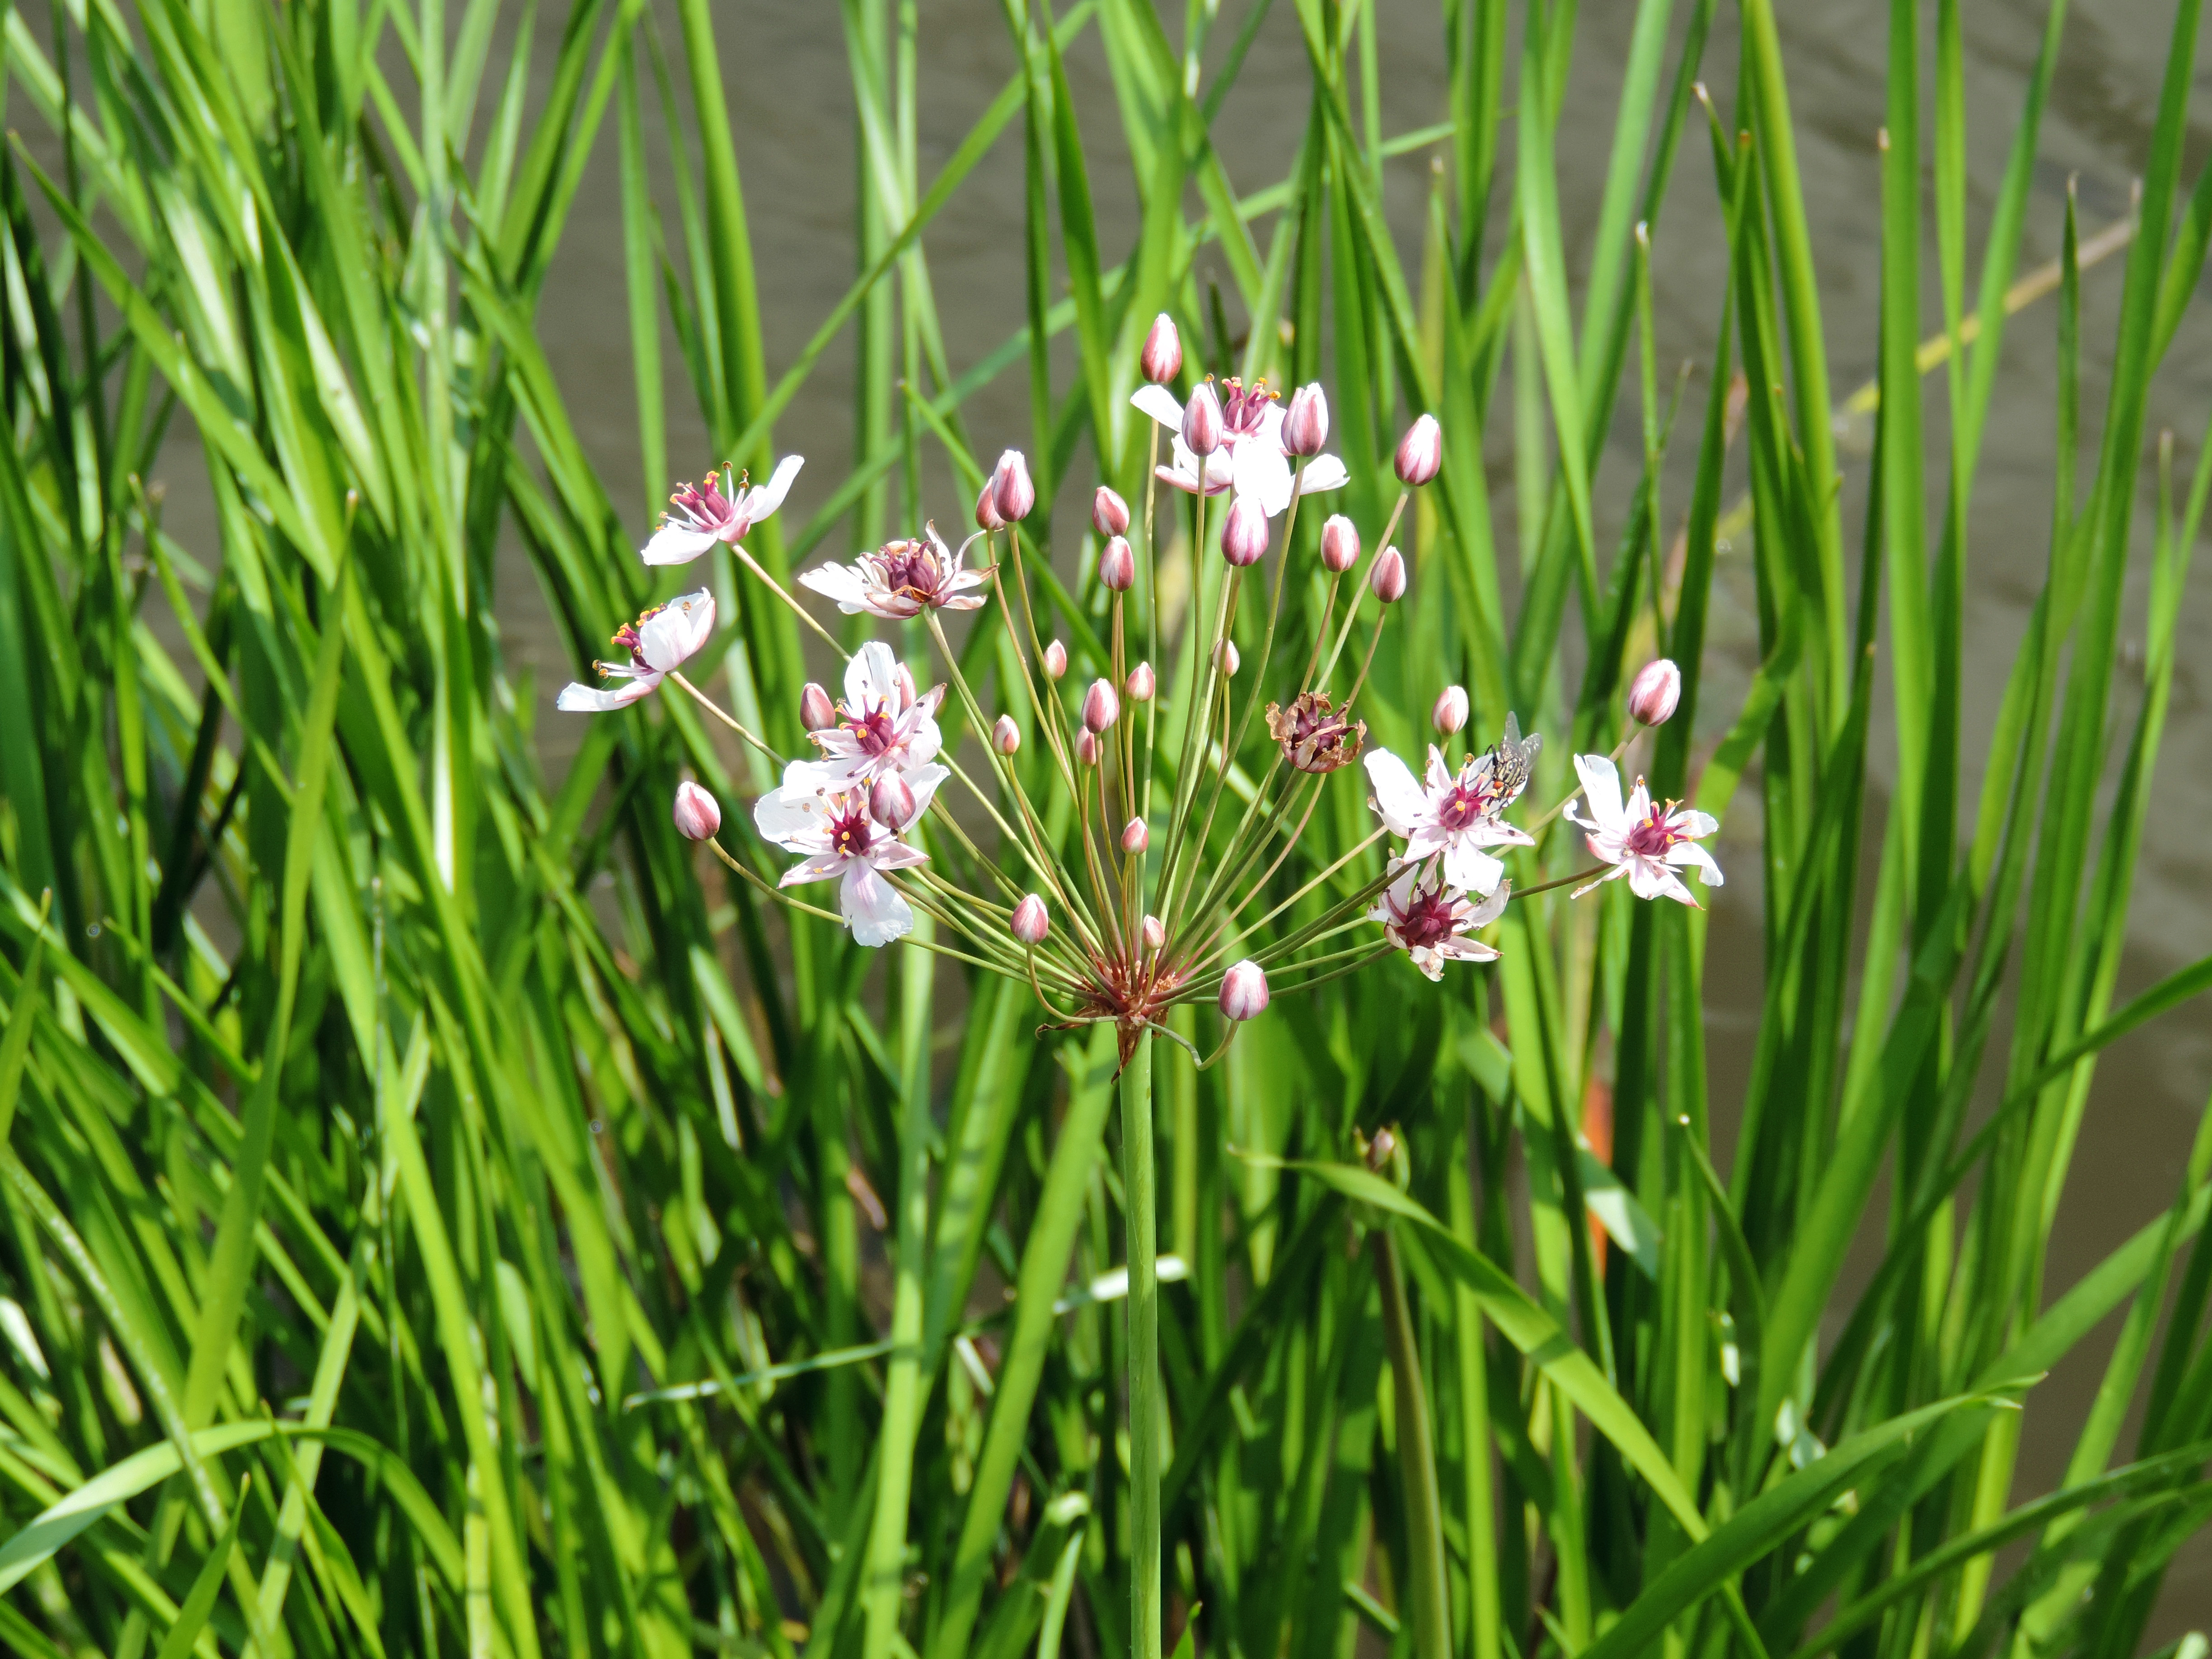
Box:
(0, 0), (2207, 1656)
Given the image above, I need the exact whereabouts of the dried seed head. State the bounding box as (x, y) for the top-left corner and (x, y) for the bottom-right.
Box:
(991, 450), (1036, 523)
(1082, 678), (1120, 733)
(1141, 312), (1183, 384)
(1142, 914), (1166, 950)
(1394, 413), (1443, 485)
(1370, 546), (1408, 604)
(1627, 657), (1682, 726)
(1220, 960), (1270, 1022)
(1214, 640), (1241, 677)
(1282, 383), (1330, 456)
(1092, 485), (1130, 538)
(672, 780), (722, 841)
(1267, 692), (1366, 773)
(800, 682), (837, 731)
(869, 773), (918, 832)
(1432, 684), (1469, 736)
(993, 714), (1022, 755)
(1320, 514), (1360, 573)
(1122, 817), (1149, 853)
(1182, 381), (1224, 456)
(1126, 661), (1156, 703)
(1222, 496), (1269, 567)
(1012, 894), (1050, 945)
(1099, 536), (1136, 592)
(1042, 640), (1069, 680)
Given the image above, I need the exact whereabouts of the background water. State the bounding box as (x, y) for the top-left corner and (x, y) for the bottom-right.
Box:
(131, 0), (2212, 1639)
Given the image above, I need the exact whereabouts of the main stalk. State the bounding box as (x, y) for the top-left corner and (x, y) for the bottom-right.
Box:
(1120, 1029), (1162, 1659)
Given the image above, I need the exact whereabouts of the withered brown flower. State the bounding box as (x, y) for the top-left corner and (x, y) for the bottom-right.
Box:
(1267, 692), (1366, 773)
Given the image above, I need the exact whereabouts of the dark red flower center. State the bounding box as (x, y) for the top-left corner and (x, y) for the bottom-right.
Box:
(841, 705), (900, 755)
(827, 797), (875, 858)
(670, 474), (736, 527)
(1435, 778), (1505, 832)
(1625, 802), (1682, 858)
(1395, 887), (1460, 950)
(869, 540), (947, 602)
(1218, 377), (1277, 436)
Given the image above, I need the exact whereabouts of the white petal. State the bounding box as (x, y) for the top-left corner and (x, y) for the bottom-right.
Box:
(871, 841), (929, 872)
(1667, 840), (1725, 886)
(847, 640), (899, 711)
(741, 454), (804, 521)
(641, 524), (719, 566)
(841, 863), (914, 947)
(637, 590), (716, 671)
(902, 763), (949, 815)
(782, 852), (847, 887)
(754, 771), (828, 844)
(556, 676), (656, 712)
(1468, 882), (1511, 926)
(1234, 443), (1295, 517)
(1442, 841), (1504, 898)
(1129, 384), (1186, 429)
(1424, 747), (1454, 792)
(1296, 455), (1350, 495)
(1573, 753), (1626, 831)
(1407, 946), (1447, 982)
(1363, 749), (1428, 837)
(900, 712), (943, 767)
(798, 563), (867, 604)
(1671, 808), (1720, 840)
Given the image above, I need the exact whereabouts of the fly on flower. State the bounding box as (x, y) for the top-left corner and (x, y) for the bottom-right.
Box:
(799, 525), (991, 618)
(642, 457), (804, 565)
(556, 590), (715, 711)
(1363, 715), (1541, 898)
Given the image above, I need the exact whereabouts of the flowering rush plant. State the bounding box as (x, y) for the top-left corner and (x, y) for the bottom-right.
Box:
(560, 314), (1722, 1068)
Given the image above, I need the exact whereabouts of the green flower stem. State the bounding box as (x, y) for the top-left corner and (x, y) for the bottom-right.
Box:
(1121, 1029), (1163, 1659)
(1373, 1223), (1452, 1659)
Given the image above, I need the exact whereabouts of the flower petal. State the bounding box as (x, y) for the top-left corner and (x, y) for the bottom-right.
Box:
(1442, 842), (1504, 898)
(903, 763), (949, 816)
(1666, 840), (1725, 886)
(1129, 384), (1186, 429)
(755, 770), (829, 844)
(841, 862), (914, 947)
(847, 640), (899, 711)
(1363, 749), (1428, 837)
(1296, 455), (1350, 495)
(781, 853), (847, 887)
(1671, 808), (1720, 840)
(740, 454), (804, 522)
(640, 524), (719, 566)
(637, 590), (716, 671)
(797, 563), (867, 605)
(556, 676), (657, 712)
(1233, 441), (1295, 517)
(1573, 753), (1626, 832)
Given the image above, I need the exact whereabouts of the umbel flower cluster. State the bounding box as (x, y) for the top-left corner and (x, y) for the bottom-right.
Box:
(560, 316), (1721, 1063)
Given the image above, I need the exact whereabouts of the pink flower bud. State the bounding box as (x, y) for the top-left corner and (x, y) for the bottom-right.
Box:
(1099, 536), (1136, 592)
(1182, 382), (1223, 456)
(1369, 546), (1407, 604)
(892, 662), (918, 712)
(1121, 817), (1148, 853)
(1093, 486), (1130, 537)
(800, 682), (837, 731)
(1221, 496), (1269, 567)
(1432, 684), (1469, 736)
(869, 773), (918, 832)
(1219, 959), (1270, 1022)
(1075, 729), (1101, 767)
(992, 450), (1036, 523)
(671, 781), (721, 841)
(1141, 312), (1182, 384)
(1320, 514), (1360, 573)
(1042, 640), (1068, 680)
(1394, 413), (1443, 486)
(1282, 384), (1329, 457)
(1627, 657), (1682, 726)
(1142, 914), (1165, 950)
(1011, 894), (1050, 945)
(993, 714), (1022, 755)
(974, 478), (1004, 532)
(1126, 661), (1155, 703)
(1082, 678), (1120, 733)
(1214, 640), (1240, 677)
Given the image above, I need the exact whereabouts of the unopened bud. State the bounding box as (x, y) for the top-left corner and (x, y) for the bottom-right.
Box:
(1219, 959), (1270, 1022)
(1142, 914), (1165, 950)
(1432, 684), (1469, 736)
(800, 682), (837, 731)
(1075, 729), (1101, 767)
(1214, 640), (1240, 677)
(1042, 640), (1068, 680)
(1364, 1125), (1398, 1172)
(1099, 536), (1136, 591)
(1221, 496), (1269, 567)
(1282, 384), (1329, 456)
(1182, 381), (1223, 456)
(1121, 817), (1148, 853)
(1369, 546), (1407, 604)
(1092, 486), (1130, 538)
(672, 781), (721, 841)
(1082, 678), (1120, 733)
(1011, 894), (1050, 945)
(1627, 657), (1682, 726)
(892, 663), (918, 712)
(993, 714), (1022, 755)
(992, 450), (1036, 523)
(1141, 312), (1182, 384)
(1126, 661), (1155, 703)
(1320, 514), (1360, 573)
(869, 773), (917, 832)
(1394, 413), (1443, 486)
(974, 478), (1005, 531)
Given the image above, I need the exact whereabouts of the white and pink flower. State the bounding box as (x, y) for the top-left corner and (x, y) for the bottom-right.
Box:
(798, 525), (990, 618)
(1565, 753), (1722, 907)
(1368, 858), (1508, 980)
(754, 763), (946, 947)
(641, 457), (803, 565)
(792, 642), (945, 792)
(555, 590), (715, 711)
(1363, 721), (1540, 898)
(1129, 378), (1349, 516)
